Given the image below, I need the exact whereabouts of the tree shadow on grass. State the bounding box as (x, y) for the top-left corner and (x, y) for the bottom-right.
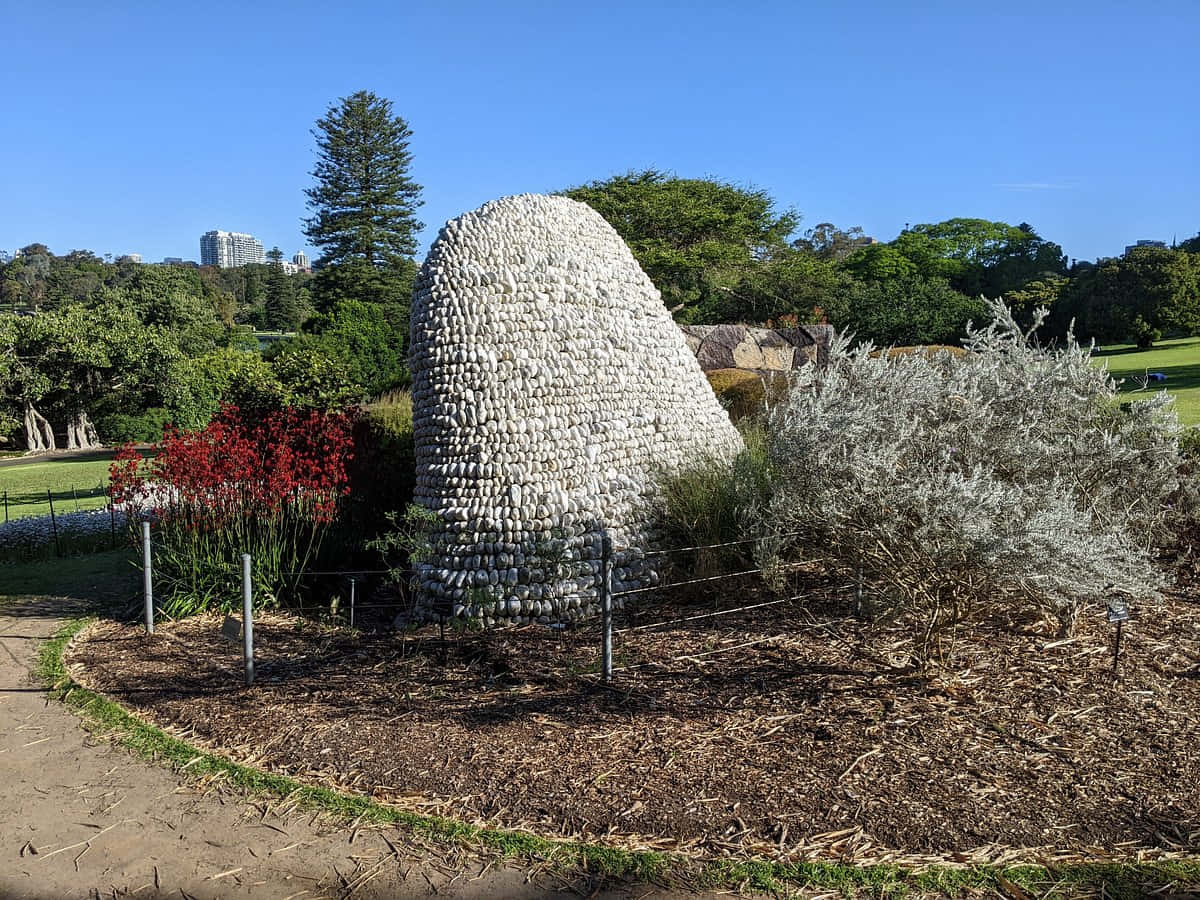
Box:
(1092, 338), (1200, 358)
(0, 548), (137, 608)
(1107, 362), (1200, 393)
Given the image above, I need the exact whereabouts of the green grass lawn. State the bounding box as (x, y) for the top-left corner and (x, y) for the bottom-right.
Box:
(0, 458), (116, 521)
(1092, 337), (1200, 426)
(0, 549), (135, 601)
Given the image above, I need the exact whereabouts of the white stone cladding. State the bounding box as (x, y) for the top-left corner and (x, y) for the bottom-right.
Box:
(410, 194), (744, 624)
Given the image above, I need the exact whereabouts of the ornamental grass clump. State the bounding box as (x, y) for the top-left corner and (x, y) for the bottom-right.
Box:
(762, 300), (1184, 660)
(657, 422), (775, 576)
(109, 404), (357, 616)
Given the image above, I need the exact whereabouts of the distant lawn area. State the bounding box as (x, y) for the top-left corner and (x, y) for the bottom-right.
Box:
(1093, 337), (1200, 426)
(0, 548), (135, 600)
(0, 457), (116, 521)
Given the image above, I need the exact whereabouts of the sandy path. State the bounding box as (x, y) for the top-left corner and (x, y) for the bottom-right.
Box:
(0, 597), (679, 899)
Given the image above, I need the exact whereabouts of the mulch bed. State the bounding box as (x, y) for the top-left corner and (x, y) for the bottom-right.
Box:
(66, 569), (1200, 865)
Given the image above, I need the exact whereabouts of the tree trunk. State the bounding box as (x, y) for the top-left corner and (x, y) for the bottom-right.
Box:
(65, 409), (102, 450)
(22, 403), (56, 452)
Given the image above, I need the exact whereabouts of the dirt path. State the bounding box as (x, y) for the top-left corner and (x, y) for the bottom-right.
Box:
(0, 597), (685, 899)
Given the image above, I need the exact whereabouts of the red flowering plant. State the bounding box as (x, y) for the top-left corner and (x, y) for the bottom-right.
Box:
(110, 404), (358, 615)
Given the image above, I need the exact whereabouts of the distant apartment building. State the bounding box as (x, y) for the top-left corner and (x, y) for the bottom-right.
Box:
(119, 253), (143, 263)
(264, 252), (309, 276)
(162, 256), (188, 265)
(1124, 239), (1167, 256)
(200, 230), (265, 268)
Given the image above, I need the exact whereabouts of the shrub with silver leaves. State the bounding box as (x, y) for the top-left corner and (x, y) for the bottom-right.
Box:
(760, 300), (1182, 658)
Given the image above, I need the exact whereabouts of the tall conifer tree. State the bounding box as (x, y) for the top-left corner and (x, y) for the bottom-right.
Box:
(302, 91), (422, 313)
(264, 247), (301, 331)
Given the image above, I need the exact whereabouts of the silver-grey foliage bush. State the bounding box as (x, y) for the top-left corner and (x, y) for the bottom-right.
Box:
(760, 300), (1183, 657)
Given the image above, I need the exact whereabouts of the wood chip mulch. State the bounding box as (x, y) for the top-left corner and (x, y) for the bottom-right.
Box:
(66, 569), (1200, 866)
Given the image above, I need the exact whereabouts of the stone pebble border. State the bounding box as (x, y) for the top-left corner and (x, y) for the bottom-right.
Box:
(0, 506), (128, 553)
(40, 617), (1200, 898)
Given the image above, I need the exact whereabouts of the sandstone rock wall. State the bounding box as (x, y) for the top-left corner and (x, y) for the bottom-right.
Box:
(680, 323), (833, 373)
(409, 194), (744, 624)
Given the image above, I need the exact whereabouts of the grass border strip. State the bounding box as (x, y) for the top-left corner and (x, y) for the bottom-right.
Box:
(39, 618), (1200, 898)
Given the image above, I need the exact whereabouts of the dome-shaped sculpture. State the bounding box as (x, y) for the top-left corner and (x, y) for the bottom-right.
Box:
(409, 194), (743, 624)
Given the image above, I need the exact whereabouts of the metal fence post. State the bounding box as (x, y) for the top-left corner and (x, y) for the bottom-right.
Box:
(3, 490), (7, 523)
(141, 519), (154, 634)
(601, 534), (613, 684)
(349, 577), (357, 628)
(47, 490), (61, 556)
(242, 553), (254, 686)
(1113, 619), (1124, 674)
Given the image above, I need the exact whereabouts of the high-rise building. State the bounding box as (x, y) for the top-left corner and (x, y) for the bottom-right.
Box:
(200, 230), (265, 268)
(292, 250), (309, 271)
(1124, 239), (1167, 256)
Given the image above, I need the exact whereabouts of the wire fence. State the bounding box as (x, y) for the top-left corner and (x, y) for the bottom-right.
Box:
(131, 519), (823, 687)
(0, 483), (124, 558)
(1, 483), (111, 522)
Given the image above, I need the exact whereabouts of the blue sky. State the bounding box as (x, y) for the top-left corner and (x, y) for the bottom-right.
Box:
(2, 1), (1196, 264)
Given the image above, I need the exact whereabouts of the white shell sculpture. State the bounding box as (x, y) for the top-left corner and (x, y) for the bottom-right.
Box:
(410, 194), (744, 624)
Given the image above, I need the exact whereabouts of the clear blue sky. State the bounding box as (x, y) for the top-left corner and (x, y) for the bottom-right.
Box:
(2, 1), (1196, 265)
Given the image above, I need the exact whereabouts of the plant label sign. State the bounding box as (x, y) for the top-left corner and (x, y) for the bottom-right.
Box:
(1107, 602), (1130, 624)
(221, 615), (243, 642)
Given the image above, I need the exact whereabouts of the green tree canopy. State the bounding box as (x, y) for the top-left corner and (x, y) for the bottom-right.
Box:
(792, 222), (874, 261)
(1004, 274), (1068, 331)
(981, 222), (1068, 297)
(824, 274), (987, 347)
(890, 219), (1066, 297)
(0, 245), (311, 336)
(0, 304), (178, 448)
(267, 299), (406, 401)
(1, 245), (52, 311)
(272, 348), (362, 409)
(841, 243), (919, 283)
(1062, 248), (1200, 346)
(562, 170), (799, 322)
(721, 249), (851, 325)
(310, 256), (417, 326)
(164, 347), (284, 430)
(78, 264), (230, 355)
(0, 314), (47, 442)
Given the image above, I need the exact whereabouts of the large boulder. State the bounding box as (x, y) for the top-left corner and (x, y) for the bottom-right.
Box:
(409, 194), (744, 624)
(681, 323), (832, 373)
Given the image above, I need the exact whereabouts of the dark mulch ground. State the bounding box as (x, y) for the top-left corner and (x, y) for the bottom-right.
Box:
(67, 569), (1200, 864)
